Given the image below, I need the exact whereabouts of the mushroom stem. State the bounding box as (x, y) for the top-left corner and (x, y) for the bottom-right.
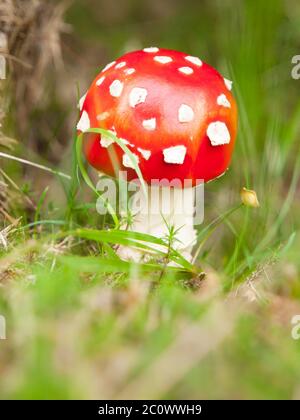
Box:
(118, 185), (198, 262)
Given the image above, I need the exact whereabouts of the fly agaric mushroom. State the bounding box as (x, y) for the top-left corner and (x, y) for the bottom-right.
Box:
(77, 48), (238, 261)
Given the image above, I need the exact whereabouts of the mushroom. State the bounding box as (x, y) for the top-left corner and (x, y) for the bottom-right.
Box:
(77, 48), (238, 261)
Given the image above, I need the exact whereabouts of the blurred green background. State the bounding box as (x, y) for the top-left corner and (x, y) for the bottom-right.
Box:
(0, 0), (300, 399)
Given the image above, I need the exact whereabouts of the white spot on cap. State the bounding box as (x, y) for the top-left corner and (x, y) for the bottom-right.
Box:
(78, 93), (87, 110)
(142, 118), (156, 131)
(224, 78), (233, 91)
(96, 76), (105, 86)
(96, 111), (110, 121)
(207, 121), (231, 146)
(102, 61), (116, 72)
(178, 104), (194, 123)
(115, 61), (126, 69)
(143, 47), (159, 53)
(185, 56), (203, 66)
(178, 66), (194, 75)
(123, 153), (139, 169)
(129, 87), (148, 107)
(109, 80), (123, 97)
(100, 131), (115, 148)
(120, 138), (134, 147)
(217, 94), (231, 108)
(138, 148), (151, 160)
(163, 145), (187, 164)
(77, 111), (90, 132)
(154, 56), (173, 64)
(124, 68), (135, 75)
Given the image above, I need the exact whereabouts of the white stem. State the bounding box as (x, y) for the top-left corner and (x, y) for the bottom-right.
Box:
(118, 185), (197, 262)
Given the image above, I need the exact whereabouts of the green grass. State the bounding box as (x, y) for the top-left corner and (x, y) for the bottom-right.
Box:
(1, 0), (300, 400)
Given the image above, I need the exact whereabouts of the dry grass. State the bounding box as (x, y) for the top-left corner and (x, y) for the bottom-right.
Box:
(0, 0), (69, 133)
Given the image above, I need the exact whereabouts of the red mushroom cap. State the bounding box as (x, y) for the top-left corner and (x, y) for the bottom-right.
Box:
(77, 48), (238, 185)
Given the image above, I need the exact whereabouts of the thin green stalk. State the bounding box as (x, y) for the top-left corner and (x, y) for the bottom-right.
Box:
(192, 204), (243, 264)
(0, 152), (71, 180)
